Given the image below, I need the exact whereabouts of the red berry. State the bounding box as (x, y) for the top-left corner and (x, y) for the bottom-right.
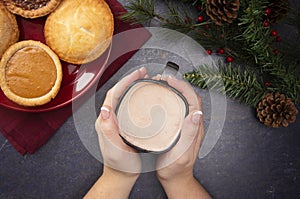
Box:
(205, 24), (210, 29)
(263, 21), (270, 27)
(270, 30), (278, 37)
(218, 48), (225, 54)
(276, 36), (282, 42)
(264, 81), (271, 87)
(265, 8), (271, 16)
(197, 15), (204, 23)
(197, 5), (202, 11)
(206, 49), (212, 55)
(273, 49), (279, 54)
(226, 56), (233, 62)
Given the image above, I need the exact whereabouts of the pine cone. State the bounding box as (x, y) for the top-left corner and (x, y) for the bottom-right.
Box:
(256, 93), (298, 128)
(268, 0), (290, 23)
(206, 0), (240, 26)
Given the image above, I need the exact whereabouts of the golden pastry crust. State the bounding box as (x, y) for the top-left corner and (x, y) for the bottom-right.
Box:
(0, 40), (63, 107)
(3, 0), (61, 19)
(44, 0), (114, 64)
(0, 2), (19, 59)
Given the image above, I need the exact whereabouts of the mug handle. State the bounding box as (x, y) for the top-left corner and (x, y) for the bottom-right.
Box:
(160, 61), (179, 81)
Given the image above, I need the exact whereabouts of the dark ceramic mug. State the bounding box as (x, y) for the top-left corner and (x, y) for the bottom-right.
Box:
(115, 62), (189, 153)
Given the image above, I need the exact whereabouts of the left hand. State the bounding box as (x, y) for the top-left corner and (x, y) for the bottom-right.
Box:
(95, 67), (148, 174)
(85, 68), (148, 199)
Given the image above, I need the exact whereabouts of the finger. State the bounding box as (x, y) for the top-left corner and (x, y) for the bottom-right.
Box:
(152, 74), (161, 81)
(165, 77), (200, 111)
(150, 75), (200, 111)
(173, 110), (203, 163)
(95, 106), (135, 153)
(114, 67), (147, 97)
(191, 110), (204, 158)
(194, 96), (204, 153)
(157, 110), (203, 168)
(95, 108), (142, 173)
(179, 110), (203, 151)
(104, 67), (147, 110)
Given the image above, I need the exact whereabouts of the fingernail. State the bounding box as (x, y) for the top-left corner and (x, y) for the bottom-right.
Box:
(139, 67), (146, 72)
(100, 107), (110, 120)
(192, 111), (203, 124)
(152, 74), (161, 80)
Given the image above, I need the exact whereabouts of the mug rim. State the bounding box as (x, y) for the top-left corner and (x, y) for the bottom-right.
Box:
(115, 78), (189, 153)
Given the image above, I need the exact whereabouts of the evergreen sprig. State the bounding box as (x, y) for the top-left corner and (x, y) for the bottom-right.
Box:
(184, 63), (265, 106)
(121, 0), (300, 104)
(235, 0), (272, 65)
(120, 0), (156, 24)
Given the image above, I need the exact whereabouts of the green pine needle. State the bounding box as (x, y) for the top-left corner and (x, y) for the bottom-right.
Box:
(120, 0), (156, 24)
(184, 63), (265, 106)
(121, 0), (300, 106)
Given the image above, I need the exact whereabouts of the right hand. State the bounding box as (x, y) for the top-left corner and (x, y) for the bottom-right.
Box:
(155, 76), (204, 183)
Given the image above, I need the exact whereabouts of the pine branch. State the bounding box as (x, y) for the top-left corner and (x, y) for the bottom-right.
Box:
(183, 63), (265, 106)
(235, 0), (273, 65)
(263, 60), (300, 102)
(120, 0), (156, 24)
(121, 0), (300, 106)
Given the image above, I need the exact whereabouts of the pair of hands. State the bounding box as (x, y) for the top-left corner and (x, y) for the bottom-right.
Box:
(86, 67), (210, 199)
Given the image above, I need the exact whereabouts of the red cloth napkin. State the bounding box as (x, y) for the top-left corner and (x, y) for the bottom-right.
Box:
(0, 0), (151, 155)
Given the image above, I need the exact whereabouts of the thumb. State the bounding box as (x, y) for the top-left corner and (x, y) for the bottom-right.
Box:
(95, 106), (118, 137)
(174, 110), (203, 162)
(95, 106), (141, 173)
(95, 106), (124, 149)
(156, 110), (203, 169)
(95, 106), (136, 152)
(179, 110), (203, 145)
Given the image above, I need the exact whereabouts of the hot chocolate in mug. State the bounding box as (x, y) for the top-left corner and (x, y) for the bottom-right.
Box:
(115, 62), (189, 153)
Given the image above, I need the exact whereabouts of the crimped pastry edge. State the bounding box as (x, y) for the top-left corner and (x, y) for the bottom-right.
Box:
(3, 0), (61, 18)
(44, 0), (114, 64)
(0, 2), (19, 58)
(0, 40), (63, 107)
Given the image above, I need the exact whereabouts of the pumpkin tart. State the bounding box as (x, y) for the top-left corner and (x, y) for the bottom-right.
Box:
(3, 0), (61, 18)
(44, 0), (114, 64)
(0, 2), (19, 59)
(0, 40), (62, 106)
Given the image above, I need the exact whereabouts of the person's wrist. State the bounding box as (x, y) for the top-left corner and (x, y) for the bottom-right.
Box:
(84, 166), (140, 199)
(156, 165), (193, 184)
(158, 173), (196, 198)
(103, 166), (140, 186)
(157, 171), (193, 187)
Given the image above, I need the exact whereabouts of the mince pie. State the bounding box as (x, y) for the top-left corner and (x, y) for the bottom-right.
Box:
(3, 0), (61, 18)
(44, 0), (114, 64)
(0, 2), (19, 59)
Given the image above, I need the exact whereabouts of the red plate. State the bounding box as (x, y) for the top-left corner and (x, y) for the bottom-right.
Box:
(0, 16), (111, 113)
